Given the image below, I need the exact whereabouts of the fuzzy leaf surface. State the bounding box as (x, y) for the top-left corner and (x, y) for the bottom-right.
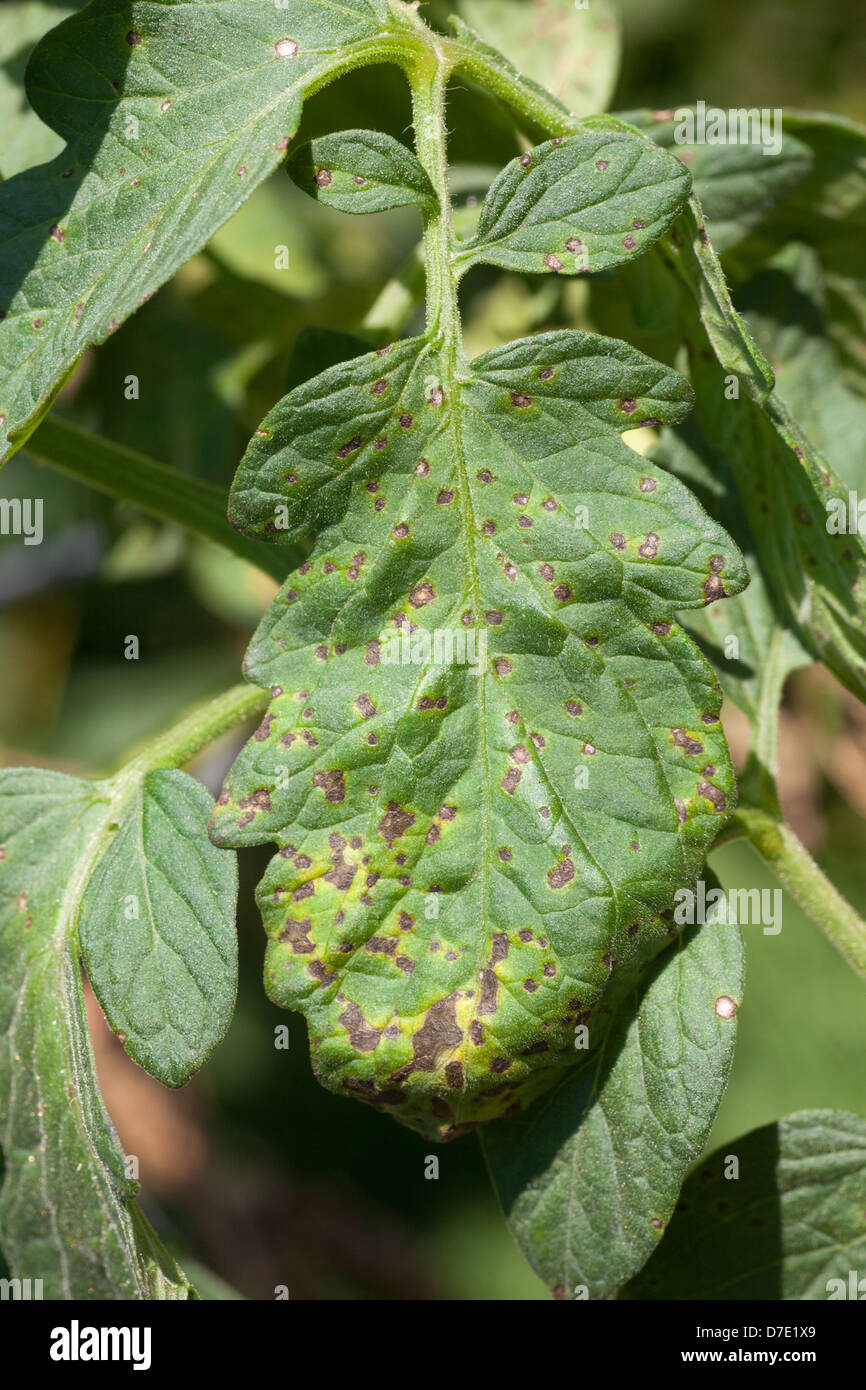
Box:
(288, 129), (435, 214)
(79, 769), (238, 1088)
(0, 0), (406, 461)
(0, 769), (196, 1298)
(620, 108), (813, 254)
(625, 1110), (866, 1300)
(457, 128), (691, 277)
(212, 326), (746, 1141)
(482, 908), (743, 1299)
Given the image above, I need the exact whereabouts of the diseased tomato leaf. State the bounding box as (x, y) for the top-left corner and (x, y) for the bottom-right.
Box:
(288, 129), (435, 214)
(457, 128), (691, 276)
(212, 316), (747, 1141)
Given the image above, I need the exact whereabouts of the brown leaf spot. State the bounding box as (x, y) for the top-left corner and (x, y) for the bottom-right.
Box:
(312, 769), (346, 804)
(714, 995), (738, 1020)
(672, 728), (704, 756)
(547, 850), (574, 890)
(501, 768), (522, 795)
(307, 960), (337, 987)
(278, 917), (315, 961)
(412, 993), (463, 1071)
(378, 801), (415, 847)
(409, 581), (435, 608)
(354, 694), (376, 720)
(698, 780), (728, 813)
(639, 534), (660, 559)
(366, 936), (397, 956)
(340, 1003), (382, 1052)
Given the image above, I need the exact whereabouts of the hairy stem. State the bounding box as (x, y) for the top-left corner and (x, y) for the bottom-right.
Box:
(120, 683), (269, 779)
(26, 416), (296, 583)
(720, 806), (866, 981)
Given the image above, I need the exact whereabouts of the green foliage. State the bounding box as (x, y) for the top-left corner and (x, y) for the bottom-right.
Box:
(1, 0), (865, 1303)
(624, 1111), (866, 1300)
(288, 129), (436, 213)
(0, 768), (198, 1297)
(483, 901), (743, 1298)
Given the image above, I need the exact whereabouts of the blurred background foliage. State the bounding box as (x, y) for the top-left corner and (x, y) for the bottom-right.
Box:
(1, 0), (865, 1299)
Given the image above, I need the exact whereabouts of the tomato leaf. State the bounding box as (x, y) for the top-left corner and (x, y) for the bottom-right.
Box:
(624, 1110), (866, 1300)
(482, 905), (743, 1299)
(456, 0), (621, 120)
(0, 0), (406, 462)
(0, 768), (200, 1297)
(457, 127), (691, 276)
(79, 770), (238, 1089)
(211, 315), (747, 1141)
(288, 129), (435, 214)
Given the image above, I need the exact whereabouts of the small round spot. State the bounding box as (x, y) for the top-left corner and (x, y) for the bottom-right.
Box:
(520, 153), (532, 169)
(275, 38), (299, 57)
(125, 30), (142, 46)
(714, 995), (738, 1020)
(596, 159), (609, 171)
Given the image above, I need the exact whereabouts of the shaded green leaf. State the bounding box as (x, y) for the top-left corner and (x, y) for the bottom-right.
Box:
(738, 243), (866, 494)
(211, 326), (746, 1142)
(0, 0), (405, 461)
(0, 1), (75, 178)
(457, 0), (621, 120)
(624, 1110), (866, 1300)
(620, 107), (813, 254)
(457, 127), (691, 277)
(482, 906), (744, 1299)
(656, 419), (811, 722)
(0, 768), (195, 1298)
(79, 769), (238, 1088)
(288, 129), (435, 214)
